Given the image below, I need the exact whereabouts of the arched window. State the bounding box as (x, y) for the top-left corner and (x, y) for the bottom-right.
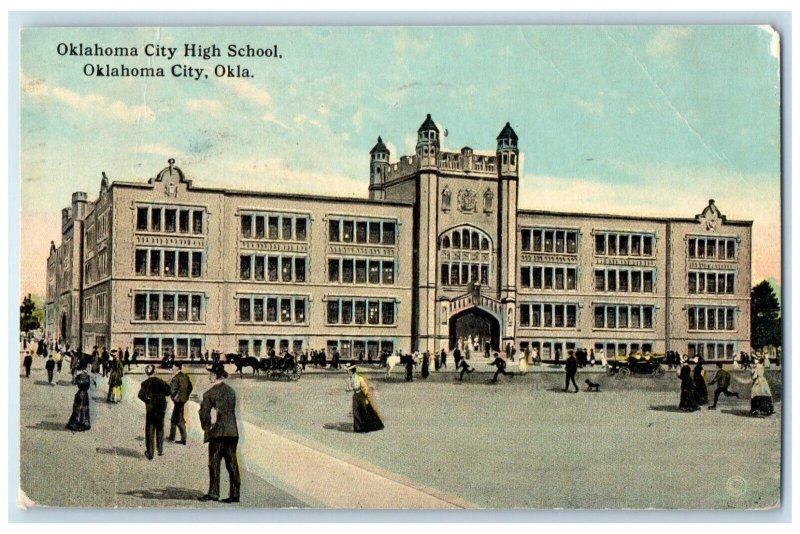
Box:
(462, 230), (470, 249)
(442, 236), (450, 249)
(481, 238), (489, 251)
(452, 231), (461, 249)
(472, 232), (480, 250)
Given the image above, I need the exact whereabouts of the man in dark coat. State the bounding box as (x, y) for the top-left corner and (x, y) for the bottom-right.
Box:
(404, 353), (416, 382)
(564, 351), (579, 393)
(199, 363), (241, 503)
(137, 365), (172, 460)
(708, 362), (739, 409)
(45, 354), (56, 384)
(489, 353), (514, 383)
(457, 358), (475, 381)
(167, 363), (194, 444)
(453, 347), (462, 369)
(22, 351), (33, 378)
(439, 348), (447, 369)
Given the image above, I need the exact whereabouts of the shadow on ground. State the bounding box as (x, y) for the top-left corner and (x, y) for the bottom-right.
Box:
(323, 422), (354, 433)
(722, 409), (759, 418)
(120, 486), (205, 501)
(26, 421), (69, 431)
(33, 380), (56, 386)
(649, 404), (689, 413)
(96, 446), (142, 458)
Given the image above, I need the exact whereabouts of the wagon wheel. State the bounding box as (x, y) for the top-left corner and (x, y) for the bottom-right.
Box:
(289, 364), (303, 381)
(655, 366), (665, 377)
(606, 366), (616, 377)
(619, 367), (631, 378)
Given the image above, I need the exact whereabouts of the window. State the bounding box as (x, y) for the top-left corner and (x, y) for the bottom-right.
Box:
(382, 261), (395, 284)
(253, 298), (264, 322)
(178, 251), (189, 277)
(240, 256), (251, 279)
(281, 299), (291, 323)
(162, 295), (175, 321)
(566, 232), (577, 254)
(164, 251), (176, 277)
(165, 209), (177, 233)
(342, 221), (354, 242)
(255, 216), (265, 239)
(177, 295), (188, 321)
(192, 210), (203, 234)
(295, 258), (306, 283)
(295, 300), (306, 323)
(137, 207), (148, 230)
(328, 259), (340, 282)
(327, 301), (339, 323)
(268, 216), (279, 239)
(254, 256), (265, 281)
(135, 250), (148, 276)
(267, 298), (277, 322)
(241, 215), (252, 238)
(178, 210), (189, 233)
(191, 252), (202, 277)
(296, 218), (307, 241)
(356, 221), (368, 243)
(149, 250), (161, 276)
(520, 305), (530, 326)
(134, 294), (147, 320)
(151, 208), (162, 232)
(191, 295), (201, 321)
(521, 230), (531, 251)
(521, 266), (531, 287)
(329, 220), (340, 242)
(239, 299), (251, 322)
(282, 218), (293, 240)
(148, 294), (160, 321)
(369, 261), (381, 284)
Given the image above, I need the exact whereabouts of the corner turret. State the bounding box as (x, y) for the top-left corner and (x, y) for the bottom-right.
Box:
(416, 113), (440, 169)
(496, 122), (519, 176)
(369, 136), (390, 200)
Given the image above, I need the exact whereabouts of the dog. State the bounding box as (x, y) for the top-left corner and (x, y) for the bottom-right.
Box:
(585, 379), (600, 392)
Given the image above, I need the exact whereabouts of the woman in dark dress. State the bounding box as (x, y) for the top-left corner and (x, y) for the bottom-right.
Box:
(67, 366), (93, 431)
(345, 365), (384, 433)
(693, 359), (709, 405)
(678, 364), (700, 412)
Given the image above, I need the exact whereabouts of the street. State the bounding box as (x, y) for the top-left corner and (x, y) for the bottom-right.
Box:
(19, 356), (782, 509)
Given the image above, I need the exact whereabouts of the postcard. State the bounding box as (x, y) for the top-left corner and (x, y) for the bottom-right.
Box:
(17, 24), (782, 510)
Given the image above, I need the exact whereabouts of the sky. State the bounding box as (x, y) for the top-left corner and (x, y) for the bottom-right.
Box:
(19, 25), (781, 298)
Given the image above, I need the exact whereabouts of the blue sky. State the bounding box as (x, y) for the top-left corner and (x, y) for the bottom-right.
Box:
(20, 25), (781, 296)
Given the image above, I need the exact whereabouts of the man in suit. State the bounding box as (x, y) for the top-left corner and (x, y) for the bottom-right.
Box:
(564, 351), (579, 393)
(199, 363), (241, 503)
(489, 353), (514, 383)
(137, 365), (172, 460)
(45, 354), (56, 384)
(167, 363), (193, 444)
(457, 358), (475, 381)
(708, 362), (739, 409)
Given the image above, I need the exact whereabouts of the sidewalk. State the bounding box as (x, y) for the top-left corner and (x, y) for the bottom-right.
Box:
(19, 356), (467, 509)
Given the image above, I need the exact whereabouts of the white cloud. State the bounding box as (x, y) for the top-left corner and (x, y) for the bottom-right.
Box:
(317, 103), (330, 117)
(21, 73), (154, 123)
(293, 113), (307, 125)
(261, 112), (290, 129)
(645, 27), (692, 57)
(185, 98), (224, 114)
(219, 78), (272, 107)
(394, 32), (431, 54)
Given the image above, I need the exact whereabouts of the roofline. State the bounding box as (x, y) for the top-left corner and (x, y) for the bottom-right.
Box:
(109, 180), (414, 208)
(518, 209), (753, 226)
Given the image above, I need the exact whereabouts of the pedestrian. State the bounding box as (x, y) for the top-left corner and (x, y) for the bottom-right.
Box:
(45, 354), (55, 384)
(405, 353), (416, 381)
(168, 363), (193, 445)
(453, 347), (462, 370)
(123, 348), (131, 371)
(66, 364), (93, 431)
(22, 350), (33, 378)
(750, 359), (774, 417)
(137, 365), (172, 460)
(107, 354), (124, 403)
(54, 349), (63, 374)
(693, 358), (709, 405)
(678, 362), (700, 412)
(101, 347), (110, 377)
(440, 348), (448, 369)
(91, 347), (100, 374)
(421, 352), (430, 379)
(563, 351), (579, 392)
(519, 350), (530, 375)
(433, 351), (441, 371)
(589, 348), (596, 367)
(198, 362), (241, 503)
(331, 349), (340, 370)
(532, 346), (540, 366)
(707, 362), (739, 409)
(345, 364), (384, 433)
(484, 341), (491, 359)
(554, 348), (561, 367)
(457, 358), (475, 381)
(489, 352), (515, 383)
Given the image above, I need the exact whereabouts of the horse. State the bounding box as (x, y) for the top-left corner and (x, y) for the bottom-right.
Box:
(385, 354), (403, 377)
(230, 355), (260, 376)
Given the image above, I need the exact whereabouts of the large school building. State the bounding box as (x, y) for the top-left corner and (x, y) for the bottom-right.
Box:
(45, 114), (752, 360)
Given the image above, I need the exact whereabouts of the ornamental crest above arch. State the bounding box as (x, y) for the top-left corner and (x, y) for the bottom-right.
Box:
(457, 188), (478, 213)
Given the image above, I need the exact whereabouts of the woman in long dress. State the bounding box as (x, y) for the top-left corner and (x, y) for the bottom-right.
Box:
(750, 359), (774, 416)
(693, 358), (709, 405)
(67, 366), (93, 431)
(678, 363), (700, 412)
(107, 356), (124, 403)
(346, 365), (384, 433)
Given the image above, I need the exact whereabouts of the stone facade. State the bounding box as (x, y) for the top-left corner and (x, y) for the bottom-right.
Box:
(45, 115), (752, 360)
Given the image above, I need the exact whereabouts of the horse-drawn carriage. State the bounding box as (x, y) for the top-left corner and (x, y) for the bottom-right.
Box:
(225, 353), (303, 381)
(606, 354), (666, 378)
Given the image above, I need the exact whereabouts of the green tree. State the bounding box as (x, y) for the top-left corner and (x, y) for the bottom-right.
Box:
(751, 280), (781, 350)
(20, 294), (41, 335)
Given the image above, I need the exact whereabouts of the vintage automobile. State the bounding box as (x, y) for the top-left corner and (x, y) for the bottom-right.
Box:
(606, 353), (666, 378)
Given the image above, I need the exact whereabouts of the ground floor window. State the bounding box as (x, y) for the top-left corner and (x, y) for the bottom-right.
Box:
(529, 340), (577, 360)
(326, 338), (394, 361)
(688, 342), (735, 360)
(237, 337), (305, 356)
(132, 336), (204, 359)
(592, 341), (653, 359)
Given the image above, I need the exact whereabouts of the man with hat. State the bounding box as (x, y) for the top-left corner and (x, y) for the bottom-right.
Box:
(198, 362), (241, 503)
(137, 365), (172, 460)
(167, 362), (193, 444)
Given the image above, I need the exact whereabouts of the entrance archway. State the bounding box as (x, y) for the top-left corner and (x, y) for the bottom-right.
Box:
(449, 307), (500, 352)
(60, 313), (67, 341)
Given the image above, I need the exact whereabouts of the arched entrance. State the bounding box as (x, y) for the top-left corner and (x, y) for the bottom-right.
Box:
(60, 313), (67, 341)
(449, 307), (500, 352)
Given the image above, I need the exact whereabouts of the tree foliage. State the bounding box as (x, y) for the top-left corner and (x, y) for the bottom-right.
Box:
(20, 294), (41, 334)
(751, 280), (781, 349)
